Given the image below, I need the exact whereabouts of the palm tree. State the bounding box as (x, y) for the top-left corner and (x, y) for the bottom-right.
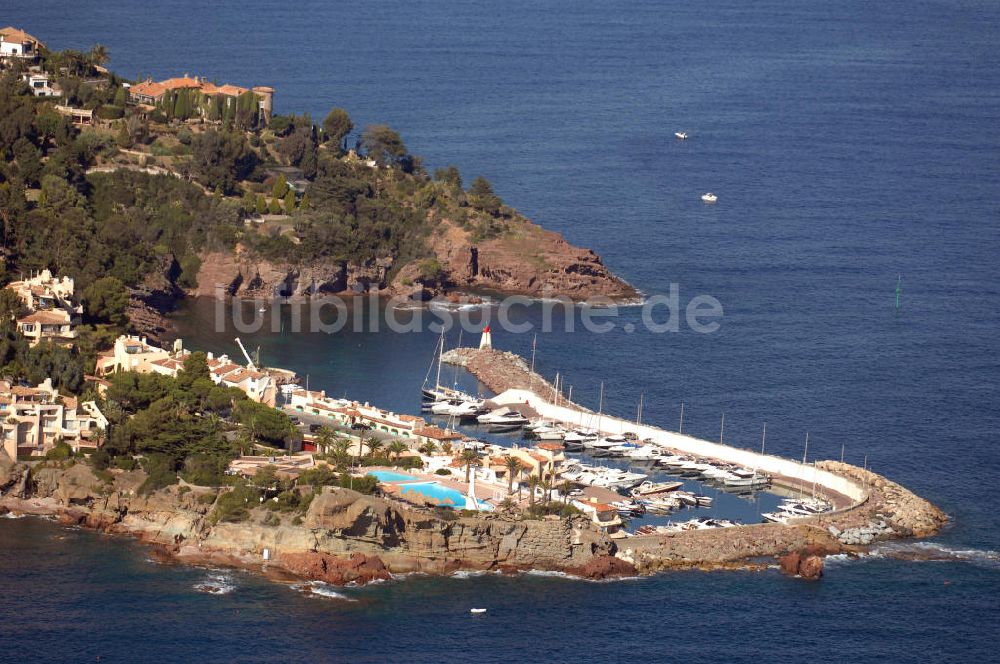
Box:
(332, 438), (351, 468)
(418, 441), (438, 456)
(560, 480), (572, 504)
(88, 44), (109, 68)
(314, 427), (335, 454)
(541, 479), (552, 506)
(441, 441), (453, 456)
(504, 456), (522, 496)
(460, 448), (480, 483)
(387, 440), (408, 465)
(527, 476), (540, 511)
(365, 437), (384, 460)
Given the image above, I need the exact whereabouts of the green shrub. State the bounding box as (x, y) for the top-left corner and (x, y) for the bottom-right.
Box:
(45, 442), (74, 461)
(88, 449), (110, 470)
(297, 466), (339, 487)
(198, 493), (218, 505)
(211, 482), (260, 523)
(339, 472), (377, 495)
(113, 457), (139, 471)
(95, 105), (125, 120)
(138, 454), (179, 495)
(434, 468), (451, 476)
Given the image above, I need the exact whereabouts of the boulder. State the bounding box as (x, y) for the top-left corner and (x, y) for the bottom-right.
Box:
(567, 555), (637, 580)
(278, 552), (391, 585)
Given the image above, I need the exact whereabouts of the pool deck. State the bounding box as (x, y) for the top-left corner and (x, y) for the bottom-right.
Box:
(365, 466), (507, 510)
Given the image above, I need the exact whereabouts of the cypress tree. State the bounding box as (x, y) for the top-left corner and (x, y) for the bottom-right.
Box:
(268, 197), (282, 215)
(283, 190), (296, 213)
(256, 194), (268, 215)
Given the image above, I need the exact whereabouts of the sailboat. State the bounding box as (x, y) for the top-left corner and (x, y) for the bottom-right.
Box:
(421, 332), (475, 403)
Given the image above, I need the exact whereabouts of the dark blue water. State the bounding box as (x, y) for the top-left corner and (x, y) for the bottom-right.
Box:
(3, 1), (1000, 661)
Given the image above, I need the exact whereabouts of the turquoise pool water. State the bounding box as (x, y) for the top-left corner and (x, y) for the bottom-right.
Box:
(368, 471), (493, 511)
(368, 470), (417, 483)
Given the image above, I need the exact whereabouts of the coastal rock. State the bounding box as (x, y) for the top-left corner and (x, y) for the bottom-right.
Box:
(278, 551), (391, 585)
(567, 555), (637, 580)
(425, 217), (637, 302)
(195, 247), (398, 300)
(778, 548), (825, 580)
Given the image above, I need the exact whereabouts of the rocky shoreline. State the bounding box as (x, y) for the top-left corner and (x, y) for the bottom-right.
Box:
(0, 447), (948, 586)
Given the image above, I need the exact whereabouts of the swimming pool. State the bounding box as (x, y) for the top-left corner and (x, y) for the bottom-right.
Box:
(368, 471), (493, 511)
(368, 470), (416, 483)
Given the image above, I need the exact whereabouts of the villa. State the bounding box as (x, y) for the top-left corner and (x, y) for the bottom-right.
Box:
(6, 270), (82, 346)
(21, 71), (60, 97)
(0, 378), (108, 459)
(96, 335), (278, 406)
(571, 497), (626, 539)
(0, 27), (43, 64)
(126, 75), (274, 127)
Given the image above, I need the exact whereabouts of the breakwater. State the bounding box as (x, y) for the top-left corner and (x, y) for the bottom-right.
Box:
(444, 346), (948, 558)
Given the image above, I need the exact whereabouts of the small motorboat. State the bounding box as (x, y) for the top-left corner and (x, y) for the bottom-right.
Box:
(675, 131), (688, 140)
(470, 608), (487, 615)
(701, 192), (718, 203)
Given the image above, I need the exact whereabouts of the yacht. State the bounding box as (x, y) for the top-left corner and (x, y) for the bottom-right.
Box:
(430, 399), (486, 417)
(674, 131), (688, 140)
(476, 407), (529, 426)
(701, 192), (718, 203)
(631, 480), (684, 497)
(722, 468), (769, 488)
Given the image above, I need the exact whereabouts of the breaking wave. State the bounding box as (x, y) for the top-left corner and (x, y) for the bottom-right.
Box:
(291, 581), (357, 601)
(194, 571), (236, 595)
(825, 543), (999, 570)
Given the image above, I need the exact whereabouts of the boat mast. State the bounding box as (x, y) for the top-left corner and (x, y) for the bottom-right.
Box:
(719, 412), (725, 443)
(434, 331), (444, 389)
(597, 382), (604, 434)
(636, 392), (644, 427)
(802, 432), (809, 465)
(679, 402), (684, 434)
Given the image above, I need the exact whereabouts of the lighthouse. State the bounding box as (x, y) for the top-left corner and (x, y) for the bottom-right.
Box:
(479, 325), (492, 349)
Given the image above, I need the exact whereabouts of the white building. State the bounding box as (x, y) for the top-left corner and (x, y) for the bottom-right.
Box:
(6, 270), (82, 346)
(22, 71), (60, 97)
(0, 27), (42, 63)
(0, 378), (108, 459)
(95, 335), (278, 406)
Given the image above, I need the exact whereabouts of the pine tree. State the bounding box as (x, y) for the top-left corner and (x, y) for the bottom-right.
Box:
(256, 194), (268, 215)
(268, 197), (282, 215)
(242, 191), (257, 213)
(298, 194), (310, 210)
(271, 174), (288, 199)
(283, 190), (296, 213)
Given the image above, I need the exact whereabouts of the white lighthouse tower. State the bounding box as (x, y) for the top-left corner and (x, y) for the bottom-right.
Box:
(479, 325), (492, 349)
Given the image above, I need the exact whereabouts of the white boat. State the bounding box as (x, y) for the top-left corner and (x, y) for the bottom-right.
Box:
(626, 446), (665, 462)
(673, 491), (699, 507)
(564, 428), (598, 444)
(525, 419), (559, 432)
(674, 131), (688, 140)
(532, 425), (568, 441)
(431, 399), (485, 417)
(470, 608), (487, 615)
(722, 468), (769, 488)
(476, 407), (529, 426)
(701, 192), (718, 203)
(631, 480), (684, 497)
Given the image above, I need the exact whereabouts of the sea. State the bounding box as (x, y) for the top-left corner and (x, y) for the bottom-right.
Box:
(2, 1), (1000, 661)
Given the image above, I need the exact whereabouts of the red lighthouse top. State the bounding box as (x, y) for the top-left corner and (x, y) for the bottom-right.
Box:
(483, 325), (491, 333)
